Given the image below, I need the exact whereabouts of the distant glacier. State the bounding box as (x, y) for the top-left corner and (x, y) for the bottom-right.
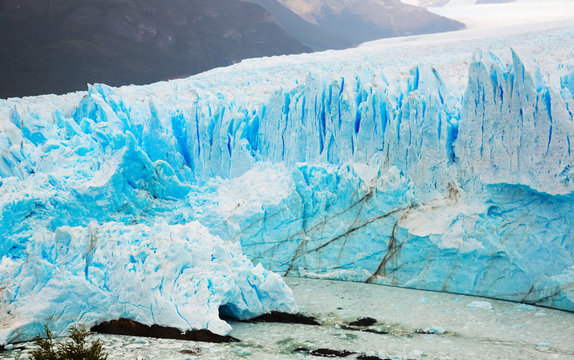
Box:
(1, 23), (573, 345)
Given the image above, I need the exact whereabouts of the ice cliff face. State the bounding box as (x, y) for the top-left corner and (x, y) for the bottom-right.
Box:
(0, 222), (295, 343)
(1, 25), (574, 345)
(457, 50), (574, 195)
(201, 49), (573, 310)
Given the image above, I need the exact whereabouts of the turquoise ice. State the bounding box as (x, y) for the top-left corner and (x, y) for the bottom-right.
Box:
(1, 24), (573, 345)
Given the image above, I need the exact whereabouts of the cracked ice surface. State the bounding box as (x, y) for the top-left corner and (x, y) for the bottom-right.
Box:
(1, 19), (574, 345)
(0, 221), (296, 344)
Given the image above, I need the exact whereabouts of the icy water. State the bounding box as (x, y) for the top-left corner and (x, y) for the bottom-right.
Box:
(2, 278), (573, 360)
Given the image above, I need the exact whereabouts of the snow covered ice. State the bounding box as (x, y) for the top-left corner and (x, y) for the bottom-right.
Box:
(1, 2), (574, 347)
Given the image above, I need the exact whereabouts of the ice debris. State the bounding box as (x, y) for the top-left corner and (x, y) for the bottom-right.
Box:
(467, 301), (493, 310)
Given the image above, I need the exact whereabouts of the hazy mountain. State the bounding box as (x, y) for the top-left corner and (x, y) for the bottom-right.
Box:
(0, 0), (309, 98)
(402, 0), (516, 6)
(400, 0), (451, 6)
(245, 0), (355, 50)
(475, 0), (515, 4)
(247, 0), (464, 50)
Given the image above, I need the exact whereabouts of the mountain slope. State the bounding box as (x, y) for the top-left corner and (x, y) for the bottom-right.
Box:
(0, 0), (309, 98)
(248, 0), (464, 50)
(246, 0), (356, 50)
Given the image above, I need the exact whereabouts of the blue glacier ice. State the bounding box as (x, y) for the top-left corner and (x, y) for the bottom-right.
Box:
(0, 221), (296, 343)
(1, 25), (574, 345)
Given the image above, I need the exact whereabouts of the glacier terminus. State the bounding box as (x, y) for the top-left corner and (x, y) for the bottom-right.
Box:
(0, 17), (573, 346)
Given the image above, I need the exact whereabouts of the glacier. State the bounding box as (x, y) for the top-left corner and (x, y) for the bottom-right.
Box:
(1, 22), (574, 345)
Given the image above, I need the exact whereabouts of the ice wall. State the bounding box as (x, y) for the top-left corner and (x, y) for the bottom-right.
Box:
(0, 90), (298, 344)
(202, 49), (574, 310)
(0, 222), (296, 343)
(1, 46), (573, 344)
(457, 50), (574, 194)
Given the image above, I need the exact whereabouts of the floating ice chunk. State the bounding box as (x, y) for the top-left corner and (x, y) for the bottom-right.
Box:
(420, 326), (445, 334)
(410, 349), (425, 357)
(467, 301), (493, 310)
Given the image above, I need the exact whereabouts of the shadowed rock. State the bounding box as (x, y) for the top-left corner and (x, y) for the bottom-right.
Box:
(91, 319), (239, 343)
(339, 325), (390, 335)
(180, 347), (201, 355)
(248, 311), (321, 325)
(348, 317), (377, 327)
(311, 348), (355, 357)
(357, 355), (391, 360)
(293, 347), (355, 357)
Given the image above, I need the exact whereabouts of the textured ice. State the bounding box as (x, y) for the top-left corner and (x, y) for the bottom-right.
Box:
(0, 221), (296, 344)
(1, 20), (574, 345)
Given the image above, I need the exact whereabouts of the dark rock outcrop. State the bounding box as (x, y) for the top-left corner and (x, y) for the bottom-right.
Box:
(179, 347), (201, 355)
(293, 347), (355, 357)
(348, 317), (378, 327)
(356, 355), (391, 360)
(91, 319), (239, 343)
(247, 311), (321, 325)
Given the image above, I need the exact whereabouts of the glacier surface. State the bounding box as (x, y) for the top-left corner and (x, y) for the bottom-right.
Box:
(1, 22), (574, 345)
